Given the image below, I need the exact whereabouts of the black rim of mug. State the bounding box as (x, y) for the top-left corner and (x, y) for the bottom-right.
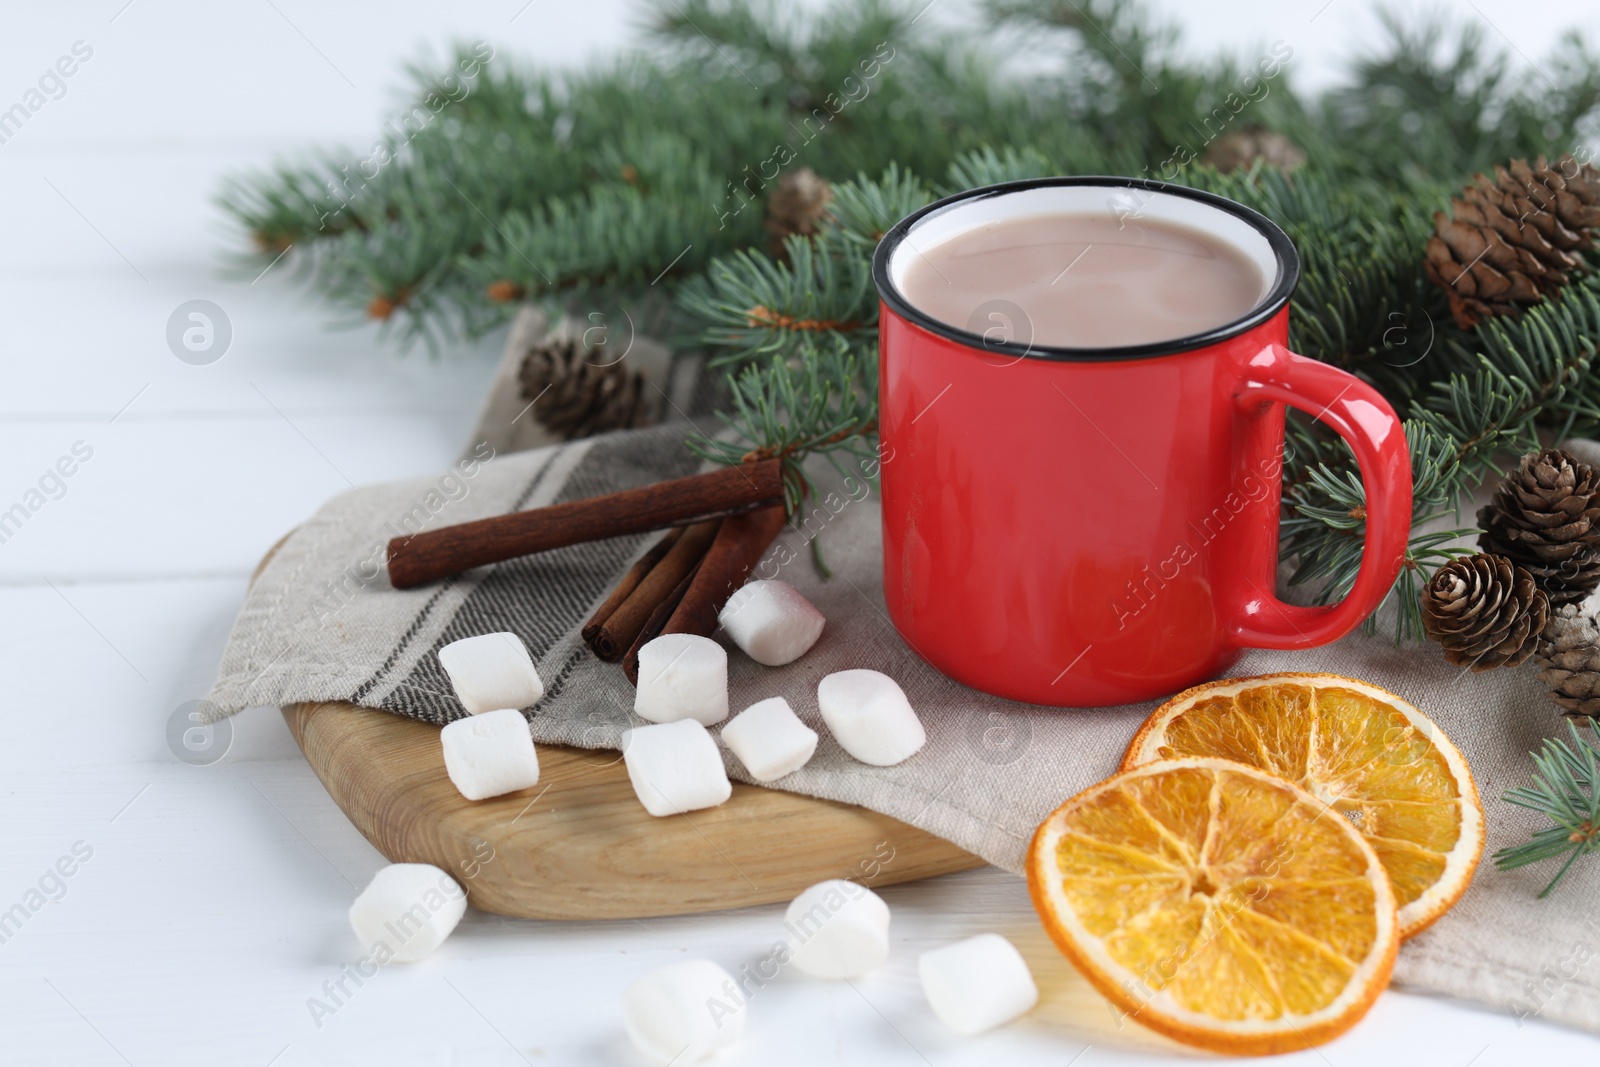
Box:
(871, 175), (1302, 363)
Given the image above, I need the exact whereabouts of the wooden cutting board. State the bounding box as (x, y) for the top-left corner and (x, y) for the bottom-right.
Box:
(265, 537), (984, 920)
(283, 701), (984, 919)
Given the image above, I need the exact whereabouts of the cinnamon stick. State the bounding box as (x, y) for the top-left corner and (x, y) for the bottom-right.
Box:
(622, 560), (703, 684)
(580, 526), (682, 648)
(586, 520), (720, 661)
(662, 505), (789, 642)
(386, 459), (783, 589)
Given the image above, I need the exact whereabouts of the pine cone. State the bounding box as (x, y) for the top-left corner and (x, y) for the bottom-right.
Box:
(517, 336), (654, 440)
(1424, 155), (1600, 329)
(765, 168), (832, 253)
(1478, 448), (1600, 607)
(1536, 604), (1600, 719)
(1201, 128), (1307, 174)
(1421, 552), (1549, 670)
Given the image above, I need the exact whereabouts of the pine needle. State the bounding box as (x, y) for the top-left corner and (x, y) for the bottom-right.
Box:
(1494, 721), (1600, 898)
(219, 0), (1600, 633)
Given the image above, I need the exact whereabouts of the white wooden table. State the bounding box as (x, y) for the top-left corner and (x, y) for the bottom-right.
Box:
(2, 2), (1595, 1063)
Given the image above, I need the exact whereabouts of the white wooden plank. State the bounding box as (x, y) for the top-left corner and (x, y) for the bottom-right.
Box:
(0, 411), (480, 579)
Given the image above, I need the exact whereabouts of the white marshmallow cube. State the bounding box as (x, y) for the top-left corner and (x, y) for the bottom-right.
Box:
(622, 719), (732, 816)
(720, 697), (818, 782)
(623, 959), (744, 1066)
(784, 880), (891, 979)
(437, 632), (544, 714)
(816, 669), (926, 766)
(919, 934), (1038, 1036)
(634, 633), (729, 726)
(440, 708), (540, 801)
(718, 580), (826, 666)
(348, 863), (467, 963)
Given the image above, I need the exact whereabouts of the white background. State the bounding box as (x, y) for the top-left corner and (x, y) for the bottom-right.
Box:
(2, 1), (1598, 1064)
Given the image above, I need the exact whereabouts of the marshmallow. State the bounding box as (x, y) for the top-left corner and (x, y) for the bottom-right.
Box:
(437, 632), (544, 715)
(816, 669), (926, 766)
(440, 708), (540, 801)
(720, 697), (818, 782)
(784, 879), (891, 979)
(718, 580), (826, 666)
(623, 959), (744, 1066)
(634, 633), (729, 726)
(622, 719), (732, 816)
(348, 863), (467, 963)
(919, 934), (1038, 1036)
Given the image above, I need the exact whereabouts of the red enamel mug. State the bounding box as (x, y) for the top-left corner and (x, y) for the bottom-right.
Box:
(872, 177), (1412, 707)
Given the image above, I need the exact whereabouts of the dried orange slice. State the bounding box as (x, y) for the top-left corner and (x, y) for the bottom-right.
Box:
(1122, 673), (1483, 938)
(1028, 759), (1398, 1055)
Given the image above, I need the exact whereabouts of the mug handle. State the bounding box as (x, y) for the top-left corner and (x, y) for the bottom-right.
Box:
(1228, 344), (1413, 649)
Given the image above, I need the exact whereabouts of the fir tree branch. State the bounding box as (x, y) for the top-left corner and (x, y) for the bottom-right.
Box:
(677, 230), (876, 364)
(1495, 720), (1600, 898)
(686, 332), (878, 510)
(220, 0), (1600, 635)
